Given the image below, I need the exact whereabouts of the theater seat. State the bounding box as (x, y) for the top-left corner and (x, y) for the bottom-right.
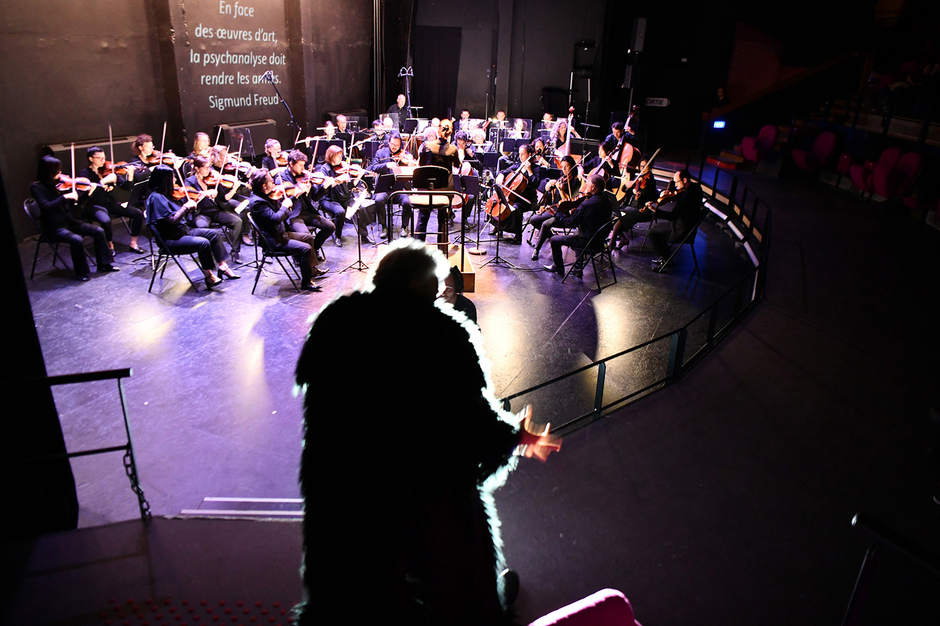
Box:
(741, 124), (777, 166)
(849, 147), (902, 195)
(529, 588), (643, 626)
(791, 131), (837, 174)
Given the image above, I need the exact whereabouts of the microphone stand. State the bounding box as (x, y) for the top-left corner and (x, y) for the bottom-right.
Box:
(263, 72), (301, 138)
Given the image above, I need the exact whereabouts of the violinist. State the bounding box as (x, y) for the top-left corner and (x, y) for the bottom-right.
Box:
(494, 142), (540, 244)
(370, 131), (416, 174)
(79, 146), (146, 254)
(542, 173), (613, 277)
(278, 149), (336, 255)
(181, 132), (211, 178)
(146, 164), (238, 288)
(31, 155), (115, 280)
(646, 169), (703, 269)
(314, 145), (357, 247)
(454, 130), (481, 175)
(184, 155), (246, 262)
(247, 168), (321, 291)
(261, 138), (287, 175)
(607, 156), (658, 250)
(529, 156), (581, 261)
(127, 133), (156, 185)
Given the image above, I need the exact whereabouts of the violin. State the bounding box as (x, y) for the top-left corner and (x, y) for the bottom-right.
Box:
(332, 162), (374, 178)
(55, 174), (104, 194)
(642, 187), (683, 213)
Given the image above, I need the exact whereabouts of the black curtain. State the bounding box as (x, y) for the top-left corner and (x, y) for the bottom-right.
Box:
(413, 25), (461, 120)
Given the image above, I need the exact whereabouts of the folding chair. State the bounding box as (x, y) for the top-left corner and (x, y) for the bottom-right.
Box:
(246, 213), (303, 294)
(562, 219), (617, 292)
(655, 209), (708, 275)
(24, 198), (94, 279)
(148, 227), (203, 293)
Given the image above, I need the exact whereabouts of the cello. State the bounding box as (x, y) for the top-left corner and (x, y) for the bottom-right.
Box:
(485, 152), (534, 222)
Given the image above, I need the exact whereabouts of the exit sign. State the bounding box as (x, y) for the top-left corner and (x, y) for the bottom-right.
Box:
(645, 98), (671, 107)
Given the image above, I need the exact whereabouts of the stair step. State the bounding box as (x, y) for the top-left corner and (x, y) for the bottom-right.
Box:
(718, 150), (745, 163)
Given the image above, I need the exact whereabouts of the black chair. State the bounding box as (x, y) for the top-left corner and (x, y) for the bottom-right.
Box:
(24, 198), (94, 279)
(562, 219), (617, 292)
(655, 208), (708, 275)
(245, 213), (302, 294)
(148, 226), (203, 293)
(409, 166), (464, 249)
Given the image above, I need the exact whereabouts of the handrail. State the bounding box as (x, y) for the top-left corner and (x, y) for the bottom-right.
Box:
(1, 367), (151, 523)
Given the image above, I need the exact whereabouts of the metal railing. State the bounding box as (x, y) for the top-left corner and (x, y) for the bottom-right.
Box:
(501, 165), (771, 435)
(9, 368), (151, 522)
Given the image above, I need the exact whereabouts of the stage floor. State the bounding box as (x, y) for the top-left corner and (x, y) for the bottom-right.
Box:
(13, 158), (940, 625)
(21, 185), (752, 527)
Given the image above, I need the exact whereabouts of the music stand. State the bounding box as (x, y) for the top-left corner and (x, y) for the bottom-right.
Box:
(478, 183), (516, 269)
(453, 174), (480, 248)
(225, 127), (257, 160)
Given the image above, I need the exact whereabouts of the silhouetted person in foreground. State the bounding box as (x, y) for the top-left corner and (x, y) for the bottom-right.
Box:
(294, 239), (559, 625)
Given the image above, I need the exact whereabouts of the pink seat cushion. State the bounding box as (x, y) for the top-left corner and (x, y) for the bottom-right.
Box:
(528, 589), (642, 626)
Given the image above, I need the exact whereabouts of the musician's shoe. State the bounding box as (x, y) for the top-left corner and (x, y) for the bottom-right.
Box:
(99, 264), (120, 273)
(316, 248), (326, 262)
(361, 233), (376, 245)
(312, 267), (330, 279)
(128, 245), (146, 254)
(218, 268), (240, 280)
(530, 250), (539, 261)
(502, 234), (520, 244)
(651, 257), (671, 270)
(300, 282), (322, 292)
(401, 228), (411, 237)
(543, 263), (562, 275)
(572, 267), (584, 279)
(75, 274), (90, 282)
(334, 236), (344, 248)
(380, 227), (389, 240)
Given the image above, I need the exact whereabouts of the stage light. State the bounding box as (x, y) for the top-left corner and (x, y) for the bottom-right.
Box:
(713, 120), (726, 129)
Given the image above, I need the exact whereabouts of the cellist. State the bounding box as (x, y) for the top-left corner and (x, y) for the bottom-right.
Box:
(492, 142), (540, 244)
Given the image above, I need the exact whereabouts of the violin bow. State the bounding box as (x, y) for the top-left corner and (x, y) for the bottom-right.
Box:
(70, 142), (76, 195)
(159, 121), (167, 156)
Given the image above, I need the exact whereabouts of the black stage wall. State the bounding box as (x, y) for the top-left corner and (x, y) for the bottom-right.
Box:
(0, 0), (373, 243)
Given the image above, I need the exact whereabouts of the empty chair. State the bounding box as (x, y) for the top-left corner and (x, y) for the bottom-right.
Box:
(528, 588), (644, 626)
(791, 131), (837, 174)
(741, 124), (777, 167)
(849, 146), (903, 194)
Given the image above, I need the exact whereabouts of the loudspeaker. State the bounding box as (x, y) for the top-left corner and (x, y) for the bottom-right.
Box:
(632, 18), (647, 52)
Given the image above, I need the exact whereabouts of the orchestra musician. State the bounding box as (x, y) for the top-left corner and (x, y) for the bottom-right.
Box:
(509, 118), (529, 139)
(261, 138), (287, 175)
(529, 156), (581, 261)
(580, 140), (620, 187)
(208, 145), (253, 247)
(494, 142), (540, 244)
(387, 94), (407, 130)
(181, 131), (211, 178)
(454, 130), (481, 175)
(183, 155), (247, 262)
(550, 118), (580, 153)
(79, 146), (146, 254)
(314, 145), (371, 247)
(646, 169), (703, 269)
(127, 133), (156, 186)
(277, 149), (337, 256)
(335, 114), (349, 134)
(607, 155), (658, 250)
(31, 155), (115, 280)
(247, 168), (321, 291)
(458, 109), (473, 132)
(146, 164), (238, 288)
(542, 173), (613, 277)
